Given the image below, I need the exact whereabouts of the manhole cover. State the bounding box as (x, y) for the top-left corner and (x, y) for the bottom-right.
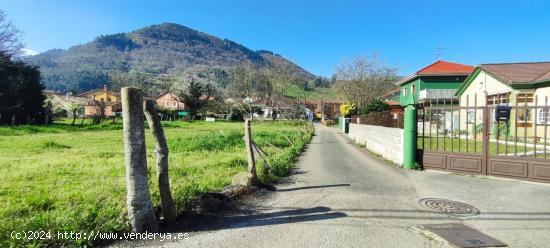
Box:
(420, 198), (480, 217)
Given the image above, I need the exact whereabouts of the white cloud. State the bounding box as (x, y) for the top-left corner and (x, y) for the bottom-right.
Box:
(21, 48), (39, 56)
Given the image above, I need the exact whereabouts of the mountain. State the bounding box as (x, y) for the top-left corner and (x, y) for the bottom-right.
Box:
(24, 23), (316, 93)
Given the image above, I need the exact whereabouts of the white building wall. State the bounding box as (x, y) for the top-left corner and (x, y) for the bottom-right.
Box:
(460, 70), (513, 107)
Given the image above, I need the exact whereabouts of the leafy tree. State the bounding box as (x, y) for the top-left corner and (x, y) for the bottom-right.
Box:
(362, 98), (390, 115)
(173, 77), (218, 119)
(67, 102), (83, 126)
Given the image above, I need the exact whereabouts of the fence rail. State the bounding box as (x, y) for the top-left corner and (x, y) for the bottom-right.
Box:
(419, 95), (550, 160)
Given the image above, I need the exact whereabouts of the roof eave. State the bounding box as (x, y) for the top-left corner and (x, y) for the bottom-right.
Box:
(416, 72), (472, 76)
(395, 75), (418, 86)
(455, 67), (481, 97)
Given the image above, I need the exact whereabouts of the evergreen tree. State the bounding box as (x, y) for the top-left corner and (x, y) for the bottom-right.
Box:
(0, 51), (46, 125)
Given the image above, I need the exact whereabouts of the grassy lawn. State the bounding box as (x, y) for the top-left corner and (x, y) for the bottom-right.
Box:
(0, 119), (313, 247)
(418, 137), (536, 156)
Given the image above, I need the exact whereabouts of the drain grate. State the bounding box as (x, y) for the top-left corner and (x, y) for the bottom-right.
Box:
(420, 198), (480, 217)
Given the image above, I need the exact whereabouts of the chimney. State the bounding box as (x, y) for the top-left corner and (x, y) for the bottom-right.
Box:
(103, 85), (107, 91)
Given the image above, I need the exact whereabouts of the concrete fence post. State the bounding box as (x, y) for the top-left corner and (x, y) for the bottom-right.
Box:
(244, 119), (259, 185)
(121, 87), (159, 233)
(143, 100), (176, 223)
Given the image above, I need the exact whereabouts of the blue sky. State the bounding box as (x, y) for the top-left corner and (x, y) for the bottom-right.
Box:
(3, 0), (550, 77)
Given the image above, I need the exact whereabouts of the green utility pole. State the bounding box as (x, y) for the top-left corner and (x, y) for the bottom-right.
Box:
(403, 95), (417, 169)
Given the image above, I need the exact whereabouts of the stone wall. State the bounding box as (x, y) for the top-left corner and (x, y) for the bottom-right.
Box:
(348, 123), (404, 165)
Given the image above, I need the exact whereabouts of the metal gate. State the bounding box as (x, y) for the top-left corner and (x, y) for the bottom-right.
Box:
(417, 96), (550, 183)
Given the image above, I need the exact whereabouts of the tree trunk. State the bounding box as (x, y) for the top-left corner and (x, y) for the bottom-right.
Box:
(121, 87), (159, 233)
(11, 115), (16, 126)
(72, 110), (77, 126)
(244, 119), (258, 185)
(143, 100), (176, 223)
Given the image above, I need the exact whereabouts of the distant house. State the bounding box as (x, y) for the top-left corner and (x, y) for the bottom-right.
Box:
(156, 91), (186, 111)
(44, 91), (90, 116)
(78, 86), (121, 117)
(303, 99), (343, 119)
(396, 60), (475, 106)
(381, 89), (404, 118)
(456, 62), (550, 138)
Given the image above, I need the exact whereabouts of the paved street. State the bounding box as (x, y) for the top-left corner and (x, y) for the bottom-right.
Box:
(116, 124), (550, 248)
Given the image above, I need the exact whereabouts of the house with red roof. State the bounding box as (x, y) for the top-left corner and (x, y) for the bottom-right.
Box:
(396, 60), (475, 106)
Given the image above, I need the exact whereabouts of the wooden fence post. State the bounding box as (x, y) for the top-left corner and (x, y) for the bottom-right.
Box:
(121, 87), (159, 233)
(143, 100), (176, 223)
(244, 119), (258, 184)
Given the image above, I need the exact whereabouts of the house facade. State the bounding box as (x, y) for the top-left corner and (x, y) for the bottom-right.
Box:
(397, 60), (475, 106)
(78, 86), (121, 117)
(156, 91), (186, 111)
(456, 62), (550, 139)
(303, 99), (342, 119)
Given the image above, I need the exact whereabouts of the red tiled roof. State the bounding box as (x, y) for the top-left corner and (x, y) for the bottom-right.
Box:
(396, 60), (474, 85)
(416, 60), (475, 75)
(479, 62), (550, 84)
(385, 101), (400, 106)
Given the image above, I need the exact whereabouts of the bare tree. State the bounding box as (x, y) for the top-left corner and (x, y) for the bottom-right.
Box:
(334, 54), (398, 110)
(228, 63), (257, 119)
(0, 9), (23, 56)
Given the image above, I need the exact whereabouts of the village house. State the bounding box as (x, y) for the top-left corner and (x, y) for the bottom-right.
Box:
(381, 88), (404, 119)
(456, 62), (550, 139)
(397, 60), (475, 106)
(303, 99), (342, 120)
(155, 91), (186, 111)
(43, 90), (90, 117)
(78, 85), (122, 117)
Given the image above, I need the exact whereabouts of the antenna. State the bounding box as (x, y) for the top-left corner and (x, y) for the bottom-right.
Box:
(436, 47), (444, 60)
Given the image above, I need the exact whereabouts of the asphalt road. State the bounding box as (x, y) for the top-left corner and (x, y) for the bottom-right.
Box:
(113, 124), (550, 248)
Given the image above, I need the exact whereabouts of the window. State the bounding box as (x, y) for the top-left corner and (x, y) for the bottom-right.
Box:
(100, 98), (104, 101)
(537, 108), (550, 125)
(172, 101), (176, 107)
(107, 98), (111, 102)
(486, 93), (509, 105)
(411, 84), (416, 94)
(517, 109), (532, 127)
(402, 87), (407, 96)
(517, 93), (534, 104)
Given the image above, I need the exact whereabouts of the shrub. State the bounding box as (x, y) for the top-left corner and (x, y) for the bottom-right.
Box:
(340, 103), (357, 117)
(362, 98), (390, 114)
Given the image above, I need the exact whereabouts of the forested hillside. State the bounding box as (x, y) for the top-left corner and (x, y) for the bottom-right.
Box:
(24, 23), (318, 94)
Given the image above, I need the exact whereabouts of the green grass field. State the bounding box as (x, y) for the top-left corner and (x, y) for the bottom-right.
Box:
(0, 119), (313, 247)
(418, 137), (536, 156)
